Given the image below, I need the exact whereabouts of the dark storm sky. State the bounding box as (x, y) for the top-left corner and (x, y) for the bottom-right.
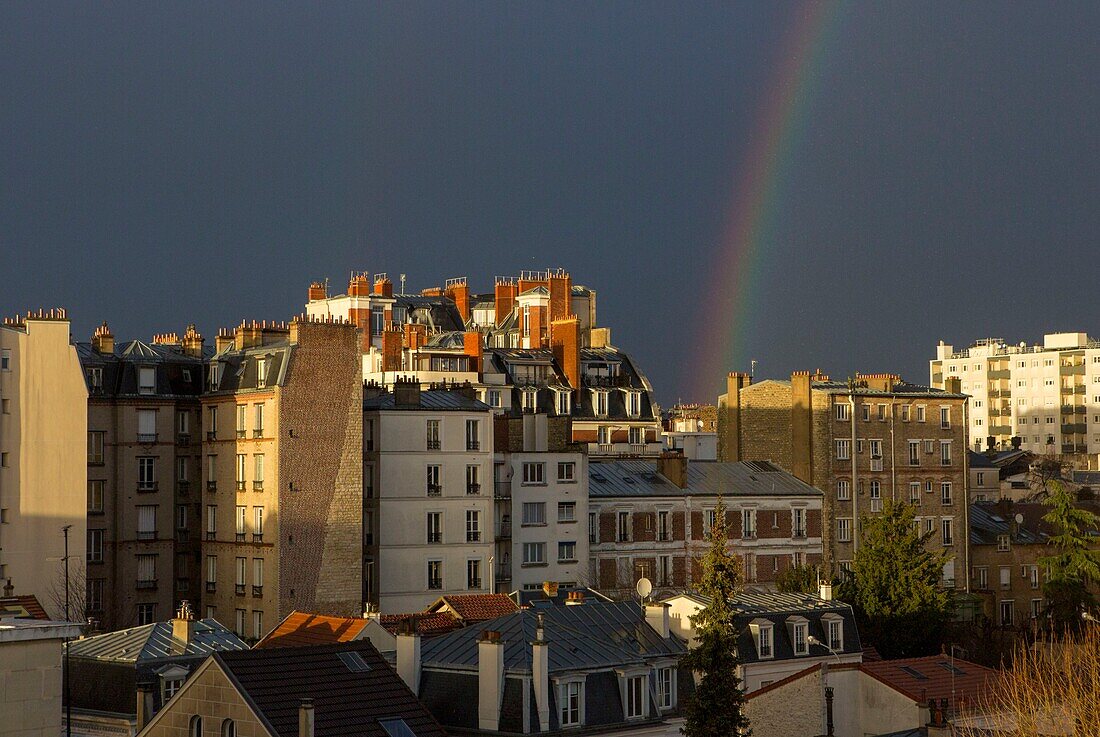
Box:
(3, 2), (1098, 404)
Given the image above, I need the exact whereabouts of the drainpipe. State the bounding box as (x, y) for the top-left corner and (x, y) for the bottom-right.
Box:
(849, 386), (858, 556)
(890, 402), (897, 501)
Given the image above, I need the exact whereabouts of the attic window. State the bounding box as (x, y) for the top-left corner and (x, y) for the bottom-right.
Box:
(623, 477), (635, 484)
(379, 719), (417, 737)
(899, 666), (928, 680)
(937, 662), (965, 675)
(592, 474), (607, 483)
(337, 651), (371, 672)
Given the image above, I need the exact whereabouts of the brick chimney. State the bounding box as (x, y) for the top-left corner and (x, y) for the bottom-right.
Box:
(445, 278), (471, 322)
(551, 318), (580, 391)
(215, 328), (234, 354)
(494, 278), (517, 326)
(547, 268), (572, 321)
(91, 321), (114, 355)
(862, 373), (901, 392)
(308, 281), (327, 302)
(463, 332), (483, 374)
(791, 371), (814, 485)
(719, 372), (750, 462)
(381, 330), (403, 372)
(657, 450), (688, 488)
(394, 376), (421, 408)
(374, 274), (394, 297)
(944, 376), (962, 395)
(181, 324), (204, 358)
(348, 273), (370, 297)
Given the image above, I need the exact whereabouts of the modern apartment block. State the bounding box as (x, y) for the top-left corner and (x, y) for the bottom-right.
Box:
(588, 454), (823, 599)
(719, 371), (969, 585)
(0, 309), (87, 619)
(78, 323), (206, 630)
(492, 414), (588, 593)
(931, 332), (1100, 456)
(363, 380), (495, 612)
(201, 317), (363, 639)
(303, 269), (663, 459)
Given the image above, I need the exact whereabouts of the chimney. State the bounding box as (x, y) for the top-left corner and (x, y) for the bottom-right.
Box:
(2, 578), (12, 597)
(299, 699), (315, 737)
(181, 324), (205, 358)
(394, 377), (421, 408)
(374, 274), (394, 297)
(944, 376), (962, 395)
(645, 603), (670, 639)
(547, 269), (572, 321)
(463, 332), (484, 374)
(308, 281), (328, 302)
(542, 581), (559, 599)
(494, 279), (517, 326)
(135, 684), (153, 731)
(445, 278), (471, 322)
(348, 273), (370, 297)
(565, 591), (585, 605)
(719, 372), (750, 462)
(91, 321), (115, 355)
(790, 371), (814, 485)
(396, 622), (421, 694)
(478, 630), (504, 732)
(215, 328), (234, 354)
(550, 318), (580, 391)
(819, 581), (833, 601)
(172, 601), (195, 651)
(657, 451), (688, 488)
(531, 615), (550, 731)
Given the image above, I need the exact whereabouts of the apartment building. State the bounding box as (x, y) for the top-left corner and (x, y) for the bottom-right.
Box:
(201, 317), (363, 639)
(719, 371), (969, 584)
(363, 380), (495, 612)
(492, 414), (588, 593)
(78, 323), (206, 630)
(931, 332), (1100, 456)
(303, 270), (663, 459)
(0, 309), (87, 619)
(588, 454), (823, 599)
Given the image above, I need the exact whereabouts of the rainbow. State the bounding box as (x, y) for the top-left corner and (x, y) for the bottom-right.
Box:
(692, 2), (847, 400)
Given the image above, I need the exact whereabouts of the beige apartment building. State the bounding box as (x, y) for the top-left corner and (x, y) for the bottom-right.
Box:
(0, 309), (87, 619)
(79, 323), (206, 630)
(200, 317), (362, 640)
(719, 371), (970, 586)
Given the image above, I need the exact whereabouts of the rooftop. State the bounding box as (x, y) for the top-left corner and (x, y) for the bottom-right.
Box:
(363, 389), (491, 412)
(0, 594), (50, 620)
(589, 459), (823, 498)
(255, 612), (369, 649)
(426, 594), (518, 623)
(860, 654), (996, 706)
(68, 618), (247, 663)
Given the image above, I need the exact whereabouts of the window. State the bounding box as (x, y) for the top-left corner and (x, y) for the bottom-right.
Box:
(976, 471), (985, 486)
(522, 388), (538, 413)
(487, 389), (501, 408)
(427, 513), (442, 543)
(558, 541), (577, 562)
(256, 356), (268, 389)
(940, 482), (952, 506)
(87, 579), (104, 611)
(465, 420), (480, 450)
(426, 465), (441, 495)
(869, 439), (882, 459)
(628, 426), (643, 445)
(222, 719), (236, 737)
(236, 405), (246, 438)
(1031, 599), (1044, 619)
(597, 426), (611, 445)
(522, 462), (546, 485)
(835, 440), (850, 460)
(137, 506), (157, 541)
(861, 404), (870, 421)
(206, 555), (217, 587)
(235, 557), (246, 591)
(589, 512), (598, 543)
(558, 502), (576, 523)
(138, 457), (156, 491)
(877, 404), (887, 421)
(136, 554), (157, 586)
(253, 403), (264, 436)
(235, 454), (246, 490)
(0, 349), (8, 371)
(138, 603), (157, 625)
(138, 367), (156, 394)
(626, 675), (645, 718)
(253, 558), (264, 591)
(235, 608), (246, 636)
(560, 681), (582, 726)
(939, 441), (952, 466)
(466, 510), (481, 542)
(975, 566), (988, 589)
(656, 667), (674, 710)
(941, 518), (954, 546)
(792, 622), (808, 655)
(556, 390), (571, 416)
(467, 559), (481, 590)
(189, 715), (203, 737)
(617, 511), (630, 541)
(206, 505), (217, 540)
(466, 465), (480, 495)
(88, 480), (104, 514)
(999, 566), (1011, 590)
(909, 482), (921, 504)
(176, 457), (189, 484)
(758, 625), (773, 658)
(1028, 565), (1039, 589)
(901, 405), (911, 422)
(657, 509), (670, 540)
(426, 420), (440, 450)
(235, 506), (246, 539)
(837, 518), (852, 543)
(916, 405), (926, 422)
(87, 529), (104, 562)
(828, 619), (843, 651)
(253, 454), (264, 490)
(523, 542), (545, 565)
(908, 440), (920, 466)
(837, 479), (850, 500)
(999, 600), (1014, 627)
(658, 555), (672, 586)
(253, 506), (264, 541)
(364, 418), (374, 451)
(792, 508), (806, 538)
(742, 509), (756, 539)
(558, 462), (576, 482)
(835, 403), (849, 421)
(523, 502), (546, 526)
(137, 409), (157, 442)
(594, 391), (609, 417)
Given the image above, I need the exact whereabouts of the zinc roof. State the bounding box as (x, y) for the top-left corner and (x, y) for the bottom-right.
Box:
(589, 460), (822, 498)
(68, 618), (247, 664)
(363, 390), (491, 412)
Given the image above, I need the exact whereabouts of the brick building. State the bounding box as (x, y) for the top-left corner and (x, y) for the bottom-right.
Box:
(719, 371), (970, 585)
(588, 454), (823, 599)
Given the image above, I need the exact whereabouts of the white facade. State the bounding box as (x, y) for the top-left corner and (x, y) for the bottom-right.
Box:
(365, 397), (496, 612)
(661, 431), (717, 460)
(932, 333), (1100, 457)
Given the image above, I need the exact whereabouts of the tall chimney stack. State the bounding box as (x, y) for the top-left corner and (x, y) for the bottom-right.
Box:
(298, 699), (315, 737)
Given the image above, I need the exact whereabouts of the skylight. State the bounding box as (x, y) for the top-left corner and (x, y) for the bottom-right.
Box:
(337, 651), (371, 672)
(379, 718), (417, 737)
(899, 666), (927, 680)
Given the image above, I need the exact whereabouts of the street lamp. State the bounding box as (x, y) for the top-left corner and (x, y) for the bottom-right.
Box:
(808, 635), (842, 737)
(61, 524), (73, 737)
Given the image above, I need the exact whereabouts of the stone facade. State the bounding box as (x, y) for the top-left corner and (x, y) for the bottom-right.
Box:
(139, 660), (268, 737)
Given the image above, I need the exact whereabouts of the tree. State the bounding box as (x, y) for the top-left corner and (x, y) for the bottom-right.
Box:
(775, 563), (823, 595)
(836, 500), (954, 658)
(681, 497), (750, 737)
(1039, 481), (1100, 632)
(45, 558), (86, 623)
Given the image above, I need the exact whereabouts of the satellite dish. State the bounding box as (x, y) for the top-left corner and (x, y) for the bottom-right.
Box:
(636, 578), (653, 600)
(1014, 513), (1024, 524)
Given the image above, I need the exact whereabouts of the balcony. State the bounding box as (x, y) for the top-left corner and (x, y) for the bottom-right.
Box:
(207, 480), (217, 492)
(176, 433), (191, 446)
(497, 522), (512, 539)
(987, 369), (1011, 379)
(793, 528), (807, 539)
(252, 585), (263, 597)
(468, 579), (482, 590)
(426, 439), (441, 450)
(428, 579), (443, 590)
(495, 568), (512, 584)
(236, 429), (247, 439)
(205, 581), (216, 593)
(426, 484), (442, 497)
(589, 441), (661, 458)
(1062, 423), (1087, 434)
(494, 482), (511, 499)
(427, 533), (442, 544)
(235, 584), (246, 595)
(177, 480), (190, 495)
(466, 483), (481, 496)
(136, 579), (157, 590)
(252, 429), (264, 439)
(175, 529), (189, 543)
(137, 433), (158, 444)
(252, 533), (263, 543)
(1062, 444), (1089, 454)
(137, 481), (158, 493)
(206, 531), (216, 541)
(137, 531), (156, 541)
(236, 533), (246, 542)
(253, 480), (264, 491)
(236, 481), (246, 491)
(467, 532), (482, 543)
(1060, 362), (1085, 376)
(466, 440), (480, 451)
(207, 431), (217, 441)
(582, 374), (630, 388)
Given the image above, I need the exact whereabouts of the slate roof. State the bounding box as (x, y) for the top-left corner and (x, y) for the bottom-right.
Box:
(207, 343), (293, 393)
(1073, 470), (1100, 485)
(213, 641), (447, 737)
(510, 586), (615, 608)
(77, 340), (208, 399)
(395, 295), (466, 334)
(589, 459), (823, 498)
(254, 612), (368, 649)
(68, 618), (247, 663)
(0, 594), (50, 620)
(427, 594), (518, 623)
(422, 331), (470, 349)
(419, 601), (685, 673)
(810, 379), (968, 399)
(363, 390), (491, 412)
(968, 451), (998, 469)
(969, 503), (1047, 546)
(860, 655), (996, 705)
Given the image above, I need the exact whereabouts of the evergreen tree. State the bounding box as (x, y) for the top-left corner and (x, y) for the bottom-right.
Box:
(837, 499), (953, 657)
(680, 497), (750, 737)
(1040, 481), (1100, 632)
(775, 563), (823, 595)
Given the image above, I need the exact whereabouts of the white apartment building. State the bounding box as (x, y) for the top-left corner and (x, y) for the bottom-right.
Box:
(0, 310), (87, 618)
(932, 332), (1100, 457)
(364, 381), (495, 612)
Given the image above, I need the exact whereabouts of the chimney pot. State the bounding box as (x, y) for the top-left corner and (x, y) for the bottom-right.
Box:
(299, 699), (315, 737)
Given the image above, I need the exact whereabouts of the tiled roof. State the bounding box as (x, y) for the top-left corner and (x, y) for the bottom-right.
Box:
(214, 641), (448, 737)
(428, 594), (518, 623)
(254, 612), (368, 649)
(68, 618), (247, 663)
(0, 595), (50, 620)
(589, 459), (823, 498)
(378, 612), (460, 637)
(860, 655), (996, 706)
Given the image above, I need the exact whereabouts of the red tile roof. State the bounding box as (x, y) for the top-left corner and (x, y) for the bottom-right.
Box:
(860, 655), (996, 708)
(254, 612), (368, 649)
(0, 595), (50, 620)
(378, 612), (459, 637)
(427, 593), (519, 623)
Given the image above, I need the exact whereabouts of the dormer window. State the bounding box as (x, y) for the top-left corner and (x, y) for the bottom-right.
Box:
(555, 389), (571, 416)
(208, 363), (221, 391)
(787, 616), (809, 655)
(592, 389), (609, 417)
(823, 614), (844, 651)
(625, 390), (642, 418)
(139, 366), (156, 395)
(87, 367), (103, 390)
(756, 623), (773, 658)
(256, 357), (267, 388)
(522, 388), (538, 413)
